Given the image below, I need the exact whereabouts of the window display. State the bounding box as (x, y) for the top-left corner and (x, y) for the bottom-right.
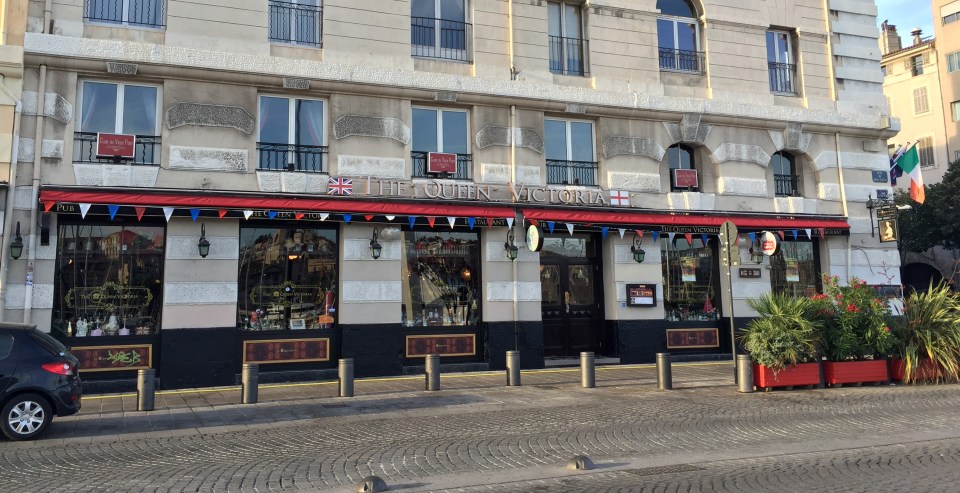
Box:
(401, 231), (480, 327)
(661, 237), (719, 321)
(52, 223), (165, 338)
(237, 226), (338, 331)
(770, 240), (819, 297)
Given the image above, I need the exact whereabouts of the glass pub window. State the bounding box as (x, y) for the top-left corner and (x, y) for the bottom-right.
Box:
(661, 237), (719, 322)
(770, 240), (819, 298)
(401, 231), (480, 327)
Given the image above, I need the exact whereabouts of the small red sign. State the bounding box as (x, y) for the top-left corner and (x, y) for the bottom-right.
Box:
(673, 169), (699, 189)
(427, 152), (458, 174)
(96, 133), (136, 159)
(760, 231), (779, 256)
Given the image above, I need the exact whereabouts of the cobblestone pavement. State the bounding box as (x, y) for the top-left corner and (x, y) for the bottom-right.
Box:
(0, 363), (958, 492)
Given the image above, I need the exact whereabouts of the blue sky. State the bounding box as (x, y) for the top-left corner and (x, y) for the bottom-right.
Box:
(875, 0), (934, 40)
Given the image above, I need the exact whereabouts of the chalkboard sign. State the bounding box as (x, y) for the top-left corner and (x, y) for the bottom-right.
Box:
(626, 284), (657, 307)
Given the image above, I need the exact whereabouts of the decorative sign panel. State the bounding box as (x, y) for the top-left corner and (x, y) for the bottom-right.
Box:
(427, 152), (457, 174)
(666, 328), (720, 349)
(405, 334), (476, 358)
(738, 268), (762, 278)
(879, 219), (899, 243)
(73, 344), (153, 372)
(243, 338), (330, 364)
(96, 133), (136, 159)
(626, 284), (657, 307)
(673, 169), (699, 188)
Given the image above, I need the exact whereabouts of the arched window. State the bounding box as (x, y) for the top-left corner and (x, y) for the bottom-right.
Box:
(657, 0), (702, 73)
(772, 151), (798, 196)
(666, 144), (698, 191)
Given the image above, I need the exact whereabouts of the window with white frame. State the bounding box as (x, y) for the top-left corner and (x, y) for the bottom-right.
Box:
(948, 52), (960, 73)
(411, 0), (470, 62)
(411, 108), (471, 179)
(257, 96), (327, 172)
(657, 0), (702, 73)
(268, 0), (322, 46)
(917, 137), (935, 167)
(766, 30), (797, 94)
(913, 87), (930, 114)
(75, 81), (160, 164)
(544, 119), (596, 186)
(85, 0), (166, 28)
(547, 1), (587, 76)
(952, 101), (960, 122)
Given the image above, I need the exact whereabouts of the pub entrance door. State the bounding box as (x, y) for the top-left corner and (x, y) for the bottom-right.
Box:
(539, 234), (603, 357)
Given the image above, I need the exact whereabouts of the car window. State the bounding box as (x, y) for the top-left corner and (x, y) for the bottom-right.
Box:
(28, 330), (67, 357)
(0, 334), (13, 360)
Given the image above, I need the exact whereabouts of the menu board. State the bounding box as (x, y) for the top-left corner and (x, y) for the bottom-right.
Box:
(626, 284), (657, 307)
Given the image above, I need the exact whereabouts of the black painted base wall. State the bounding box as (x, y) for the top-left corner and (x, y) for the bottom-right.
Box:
(616, 317), (755, 364)
(159, 327), (236, 389)
(341, 323), (404, 378)
(485, 321), (545, 371)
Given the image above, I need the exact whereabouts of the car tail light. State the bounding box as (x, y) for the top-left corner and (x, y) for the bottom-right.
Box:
(42, 362), (74, 376)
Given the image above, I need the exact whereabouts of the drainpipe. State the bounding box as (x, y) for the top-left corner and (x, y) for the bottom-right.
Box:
(44, 0), (53, 34)
(835, 132), (852, 283)
(507, 0), (515, 79)
(23, 65), (46, 324)
(0, 100), (22, 321)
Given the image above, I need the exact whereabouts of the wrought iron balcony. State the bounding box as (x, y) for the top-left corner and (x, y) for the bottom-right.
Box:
(549, 36), (588, 76)
(257, 142), (328, 172)
(73, 132), (161, 165)
(411, 17), (472, 63)
(658, 48), (705, 74)
(774, 174), (799, 197)
(84, 0), (166, 28)
(268, 0), (323, 47)
(768, 62), (798, 94)
(546, 160), (598, 186)
(411, 151), (472, 180)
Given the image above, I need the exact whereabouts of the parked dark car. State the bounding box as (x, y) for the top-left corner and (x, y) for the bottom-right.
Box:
(0, 323), (81, 440)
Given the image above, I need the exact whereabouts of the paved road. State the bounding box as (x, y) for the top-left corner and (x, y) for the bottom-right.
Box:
(1, 363), (958, 492)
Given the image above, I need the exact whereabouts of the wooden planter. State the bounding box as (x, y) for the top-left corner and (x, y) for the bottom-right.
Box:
(823, 360), (888, 386)
(889, 358), (945, 382)
(753, 362), (821, 389)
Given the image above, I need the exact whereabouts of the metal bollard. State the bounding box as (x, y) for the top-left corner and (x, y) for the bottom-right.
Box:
(241, 363), (259, 404)
(656, 352), (672, 390)
(580, 352), (596, 388)
(736, 354), (754, 393)
(425, 354), (440, 391)
(339, 358), (354, 398)
(506, 350), (521, 386)
(137, 368), (155, 412)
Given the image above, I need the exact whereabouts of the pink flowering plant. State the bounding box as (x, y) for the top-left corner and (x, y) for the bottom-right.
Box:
(807, 275), (894, 361)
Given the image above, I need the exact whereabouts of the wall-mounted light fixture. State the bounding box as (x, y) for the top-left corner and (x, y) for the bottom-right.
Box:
(197, 223), (210, 258)
(504, 228), (519, 261)
(631, 233), (646, 263)
(748, 240), (763, 265)
(9, 221), (23, 260)
(370, 227), (382, 259)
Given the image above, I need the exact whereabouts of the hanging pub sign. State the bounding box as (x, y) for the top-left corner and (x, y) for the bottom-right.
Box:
(526, 224), (544, 252)
(760, 231), (779, 256)
(879, 219), (899, 243)
(96, 133), (136, 159)
(673, 169), (699, 189)
(427, 152), (458, 174)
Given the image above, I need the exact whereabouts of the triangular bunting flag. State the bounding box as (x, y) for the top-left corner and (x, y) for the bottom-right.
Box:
(408, 216), (417, 228)
(320, 213), (329, 221)
(218, 209), (228, 219)
(748, 232), (757, 244)
(386, 215), (396, 221)
(736, 234), (743, 245)
(190, 209), (201, 222)
(364, 215), (374, 221)
(636, 230), (644, 240)
(295, 212), (305, 220)
(427, 217), (436, 228)
(467, 217), (476, 230)
(566, 223), (575, 235)
(267, 211), (277, 219)
(618, 228), (626, 239)
(601, 227), (609, 239)
(547, 221), (556, 234)
(652, 231), (660, 242)
(243, 210), (254, 220)
(79, 203), (92, 219)
(506, 217), (515, 229)
(135, 207), (146, 221)
(776, 231), (785, 240)
(162, 207), (174, 222)
(108, 205), (120, 220)
(342, 214), (352, 223)
(791, 230), (798, 240)
(447, 217), (456, 228)
(701, 234), (709, 246)
(684, 233), (693, 245)
(43, 201), (55, 212)
(805, 229), (812, 240)
(668, 232), (676, 243)
(818, 228), (825, 239)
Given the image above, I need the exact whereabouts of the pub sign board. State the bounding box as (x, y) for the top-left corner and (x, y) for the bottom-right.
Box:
(626, 284), (657, 307)
(673, 169), (699, 189)
(427, 152), (458, 174)
(96, 133), (136, 159)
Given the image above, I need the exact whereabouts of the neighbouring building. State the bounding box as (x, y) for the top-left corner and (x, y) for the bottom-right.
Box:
(3, 0), (899, 389)
(0, 0), (26, 320)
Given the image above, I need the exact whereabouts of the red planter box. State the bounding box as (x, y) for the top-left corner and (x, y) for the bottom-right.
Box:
(889, 359), (945, 382)
(753, 362), (821, 389)
(823, 360), (888, 385)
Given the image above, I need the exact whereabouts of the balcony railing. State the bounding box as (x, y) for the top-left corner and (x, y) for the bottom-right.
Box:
(549, 36), (588, 76)
(774, 174), (799, 197)
(84, 0), (166, 28)
(411, 151), (472, 180)
(73, 132), (161, 165)
(411, 17), (472, 63)
(268, 0), (322, 47)
(768, 62), (797, 94)
(546, 160), (598, 186)
(658, 47), (705, 74)
(257, 142), (328, 172)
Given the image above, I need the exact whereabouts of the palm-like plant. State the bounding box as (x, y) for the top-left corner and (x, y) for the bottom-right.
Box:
(893, 281), (960, 383)
(740, 293), (821, 373)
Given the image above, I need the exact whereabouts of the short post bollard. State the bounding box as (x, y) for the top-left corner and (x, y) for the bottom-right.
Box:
(137, 368), (155, 412)
(425, 354), (440, 391)
(339, 358), (354, 398)
(580, 352), (596, 388)
(656, 352), (672, 390)
(242, 363), (259, 404)
(736, 354), (754, 393)
(506, 350), (521, 386)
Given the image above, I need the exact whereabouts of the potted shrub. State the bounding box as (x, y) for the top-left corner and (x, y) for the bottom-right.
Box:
(890, 281), (960, 384)
(740, 293), (822, 389)
(808, 276), (893, 386)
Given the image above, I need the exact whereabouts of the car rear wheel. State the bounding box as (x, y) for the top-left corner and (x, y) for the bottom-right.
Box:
(2, 393), (52, 440)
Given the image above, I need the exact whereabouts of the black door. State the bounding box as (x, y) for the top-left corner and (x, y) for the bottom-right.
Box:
(540, 234), (603, 357)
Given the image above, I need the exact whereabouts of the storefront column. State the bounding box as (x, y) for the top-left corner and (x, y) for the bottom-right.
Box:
(605, 233), (665, 364)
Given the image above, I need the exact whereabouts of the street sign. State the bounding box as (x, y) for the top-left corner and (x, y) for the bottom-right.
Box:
(718, 221), (739, 267)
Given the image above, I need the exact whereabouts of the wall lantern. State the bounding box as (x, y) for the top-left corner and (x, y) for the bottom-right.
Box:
(370, 227), (383, 259)
(749, 242), (763, 265)
(630, 234), (646, 263)
(9, 221), (23, 260)
(504, 228), (519, 261)
(197, 223), (210, 258)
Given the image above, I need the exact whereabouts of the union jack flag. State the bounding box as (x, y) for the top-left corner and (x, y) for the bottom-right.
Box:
(328, 177), (353, 195)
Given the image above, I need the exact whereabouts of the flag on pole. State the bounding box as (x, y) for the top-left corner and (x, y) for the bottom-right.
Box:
(889, 144), (905, 186)
(895, 143), (925, 204)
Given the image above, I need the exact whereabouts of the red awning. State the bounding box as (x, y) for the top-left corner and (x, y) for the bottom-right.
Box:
(39, 189), (516, 219)
(521, 208), (850, 230)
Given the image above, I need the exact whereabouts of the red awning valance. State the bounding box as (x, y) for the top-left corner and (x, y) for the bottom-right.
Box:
(520, 208), (850, 230)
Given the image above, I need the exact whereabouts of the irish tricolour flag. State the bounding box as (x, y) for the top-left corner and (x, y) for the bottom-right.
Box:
(896, 144), (925, 204)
